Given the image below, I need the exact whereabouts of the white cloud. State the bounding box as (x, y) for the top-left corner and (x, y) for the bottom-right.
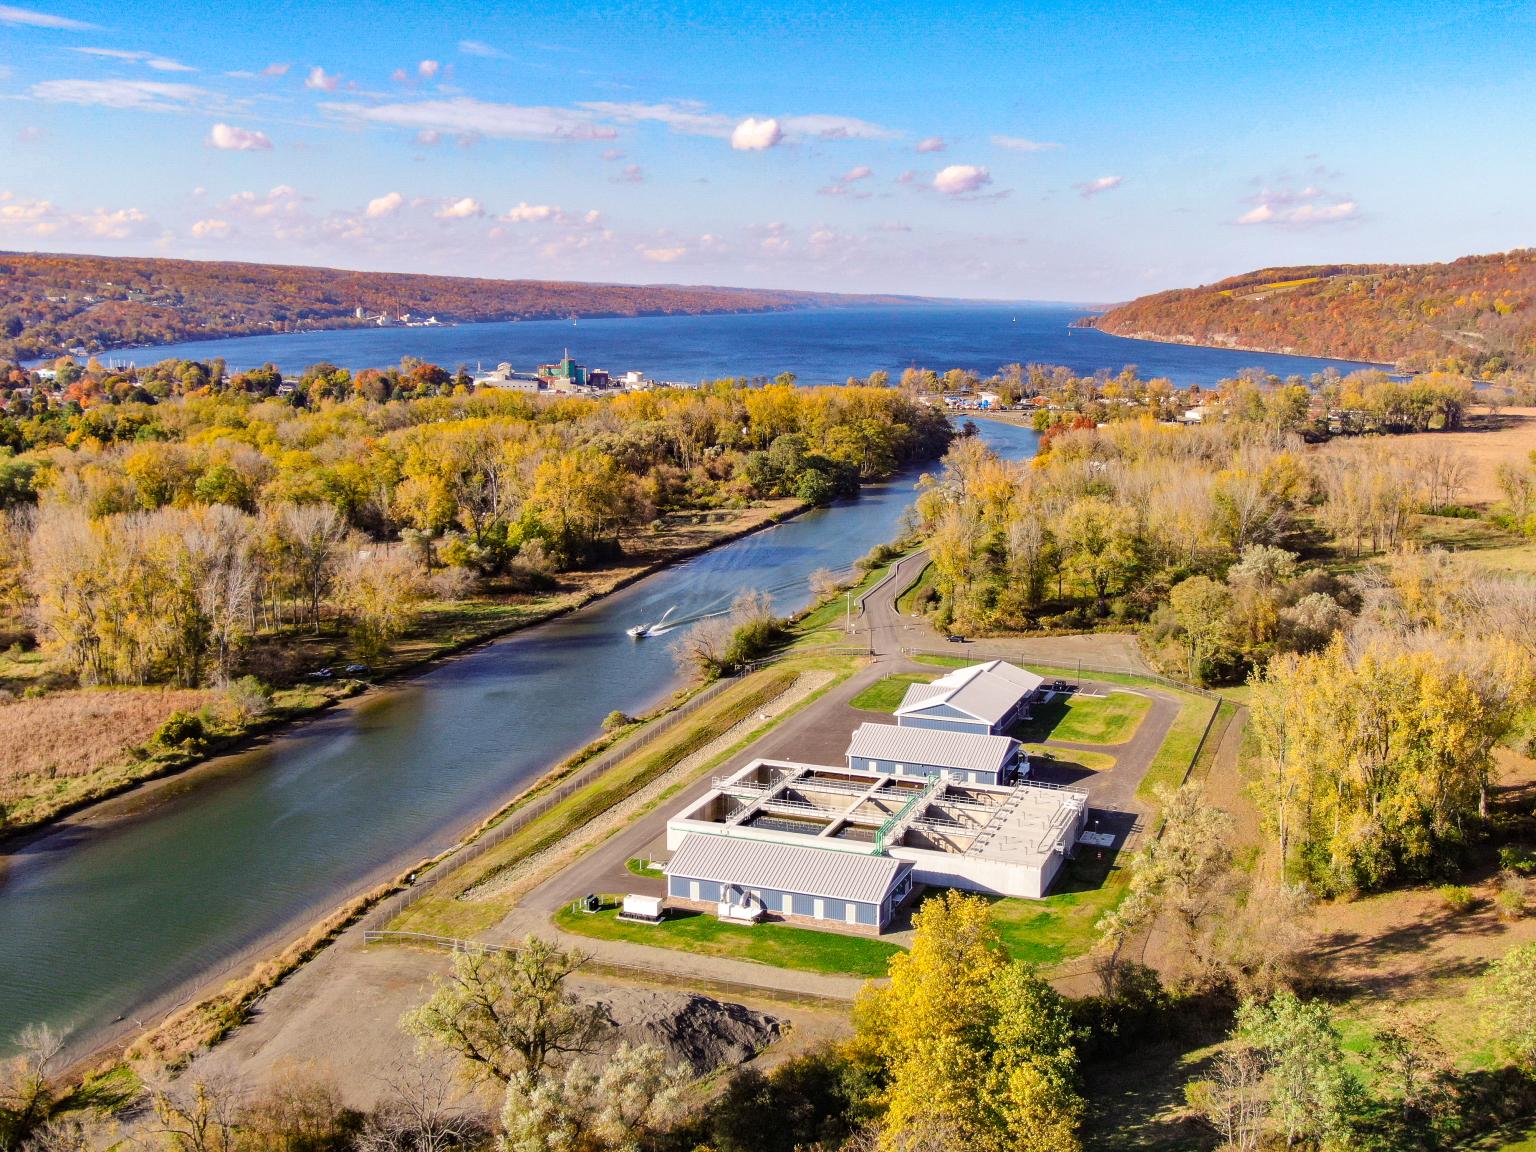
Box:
(502, 201), (557, 222)
(365, 191), (403, 218)
(1075, 175), (1123, 198)
(0, 4), (99, 29)
(305, 66), (340, 91)
(418, 59), (440, 79)
(731, 116), (783, 151)
(1236, 185), (1359, 227)
(262, 62), (290, 76)
(933, 164), (992, 195)
(0, 192), (151, 239)
(915, 136), (946, 153)
(30, 78), (206, 111)
(435, 196), (483, 219)
(611, 163), (644, 184)
(191, 218), (230, 238)
(458, 39), (507, 59)
(208, 122), (272, 151)
(322, 96), (611, 141)
(69, 46), (196, 72)
(642, 246), (687, 262)
(416, 129), (441, 146)
(992, 134), (1060, 152)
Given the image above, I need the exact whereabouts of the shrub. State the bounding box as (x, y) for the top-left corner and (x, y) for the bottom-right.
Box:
(1497, 877), (1527, 920)
(221, 675), (271, 724)
(1501, 846), (1536, 876)
(1438, 884), (1476, 913)
(154, 710), (207, 750)
(602, 710), (636, 732)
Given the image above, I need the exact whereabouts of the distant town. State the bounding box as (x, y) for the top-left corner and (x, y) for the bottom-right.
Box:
(472, 352), (683, 394)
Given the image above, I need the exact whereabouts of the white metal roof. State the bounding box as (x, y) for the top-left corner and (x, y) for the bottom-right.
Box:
(665, 833), (910, 904)
(846, 721), (1017, 774)
(894, 660), (1043, 726)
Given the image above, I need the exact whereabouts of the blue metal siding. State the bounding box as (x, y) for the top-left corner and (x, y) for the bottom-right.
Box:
(899, 714), (992, 736)
(792, 893), (815, 916)
(823, 898), (847, 921)
(854, 902), (877, 926)
(697, 880), (721, 902)
(668, 875), (688, 898)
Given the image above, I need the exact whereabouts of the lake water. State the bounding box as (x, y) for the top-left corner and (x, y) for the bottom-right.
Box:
(0, 421), (1041, 1056)
(114, 304), (1378, 387)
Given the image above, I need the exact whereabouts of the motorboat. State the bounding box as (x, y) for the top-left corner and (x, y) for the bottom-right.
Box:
(627, 605), (676, 638)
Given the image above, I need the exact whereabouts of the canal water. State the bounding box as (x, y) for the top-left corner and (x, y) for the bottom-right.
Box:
(0, 421), (1040, 1052)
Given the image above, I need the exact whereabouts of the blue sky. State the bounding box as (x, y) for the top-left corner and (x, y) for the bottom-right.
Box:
(1, 0), (1532, 300)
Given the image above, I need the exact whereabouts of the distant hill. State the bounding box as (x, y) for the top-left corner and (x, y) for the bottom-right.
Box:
(0, 251), (908, 363)
(1088, 249), (1536, 373)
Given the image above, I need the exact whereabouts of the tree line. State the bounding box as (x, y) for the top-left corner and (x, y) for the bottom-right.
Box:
(0, 375), (950, 689)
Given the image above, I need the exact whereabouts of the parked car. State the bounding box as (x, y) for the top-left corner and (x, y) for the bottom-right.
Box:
(308, 667), (333, 679)
(946, 634), (966, 643)
(345, 664), (369, 674)
(1051, 679), (1070, 692)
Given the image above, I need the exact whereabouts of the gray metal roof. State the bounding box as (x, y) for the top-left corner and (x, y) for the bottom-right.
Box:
(846, 721), (1017, 774)
(894, 660), (1043, 726)
(665, 833), (910, 904)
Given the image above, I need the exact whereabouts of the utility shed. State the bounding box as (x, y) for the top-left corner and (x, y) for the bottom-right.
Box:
(846, 721), (1023, 786)
(895, 660), (1044, 736)
(664, 832), (914, 932)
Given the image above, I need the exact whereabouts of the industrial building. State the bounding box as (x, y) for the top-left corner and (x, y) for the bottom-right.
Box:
(845, 721), (1023, 786)
(894, 659), (1044, 736)
(664, 758), (1088, 931)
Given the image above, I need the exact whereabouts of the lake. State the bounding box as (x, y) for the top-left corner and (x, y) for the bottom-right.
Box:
(112, 304), (1379, 387)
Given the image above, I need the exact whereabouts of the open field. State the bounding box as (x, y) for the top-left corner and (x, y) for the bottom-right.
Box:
(1325, 406), (1536, 507)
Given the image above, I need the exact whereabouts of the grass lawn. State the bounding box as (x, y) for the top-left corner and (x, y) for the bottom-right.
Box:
(626, 857), (663, 878)
(1137, 693), (1220, 802)
(1024, 743), (1116, 774)
(554, 901), (902, 978)
(985, 857), (1127, 965)
(849, 673), (935, 712)
(1016, 691), (1152, 745)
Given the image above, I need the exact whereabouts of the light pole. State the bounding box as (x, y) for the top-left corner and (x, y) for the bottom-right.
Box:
(846, 590), (853, 635)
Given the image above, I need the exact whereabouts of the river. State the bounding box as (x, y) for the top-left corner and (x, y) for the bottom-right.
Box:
(0, 421), (1040, 1054)
(100, 304), (1381, 387)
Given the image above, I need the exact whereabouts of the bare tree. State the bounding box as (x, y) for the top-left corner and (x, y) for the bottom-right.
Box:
(1185, 1044), (1267, 1152)
(358, 1055), (481, 1152)
(0, 1025), (64, 1152)
(276, 504), (348, 633)
(499, 1042), (687, 1152)
(143, 1073), (245, 1152)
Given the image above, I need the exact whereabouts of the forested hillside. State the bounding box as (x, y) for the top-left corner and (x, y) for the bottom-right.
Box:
(0, 251), (891, 362)
(1090, 249), (1536, 373)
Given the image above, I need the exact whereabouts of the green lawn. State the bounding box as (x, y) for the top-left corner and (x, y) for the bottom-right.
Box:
(850, 673), (936, 712)
(986, 862), (1127, 965)
(626, 857), (664, 878)
(1024, 743), (1117, 774)
(895, 561), (937, 616)
(1138, 694), (1221, 802)
(554, 901), (902, 978)
(1016, 691), (1152, 745)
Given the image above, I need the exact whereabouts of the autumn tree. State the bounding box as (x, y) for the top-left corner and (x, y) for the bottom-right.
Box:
(404, 939), (602, 1086)
(854, 891), (1082, 1152)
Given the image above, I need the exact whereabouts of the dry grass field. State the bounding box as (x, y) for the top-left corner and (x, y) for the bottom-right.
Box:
(0, 687), (217, 818)
(1390, 406), (1536, 506)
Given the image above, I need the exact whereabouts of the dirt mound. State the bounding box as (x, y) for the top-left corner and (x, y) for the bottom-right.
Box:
(592, 988), (781, 1074)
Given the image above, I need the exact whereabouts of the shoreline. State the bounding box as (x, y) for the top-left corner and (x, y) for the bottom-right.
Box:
(0, 498), (809, 853)
(1083, 322), (1395, 371)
